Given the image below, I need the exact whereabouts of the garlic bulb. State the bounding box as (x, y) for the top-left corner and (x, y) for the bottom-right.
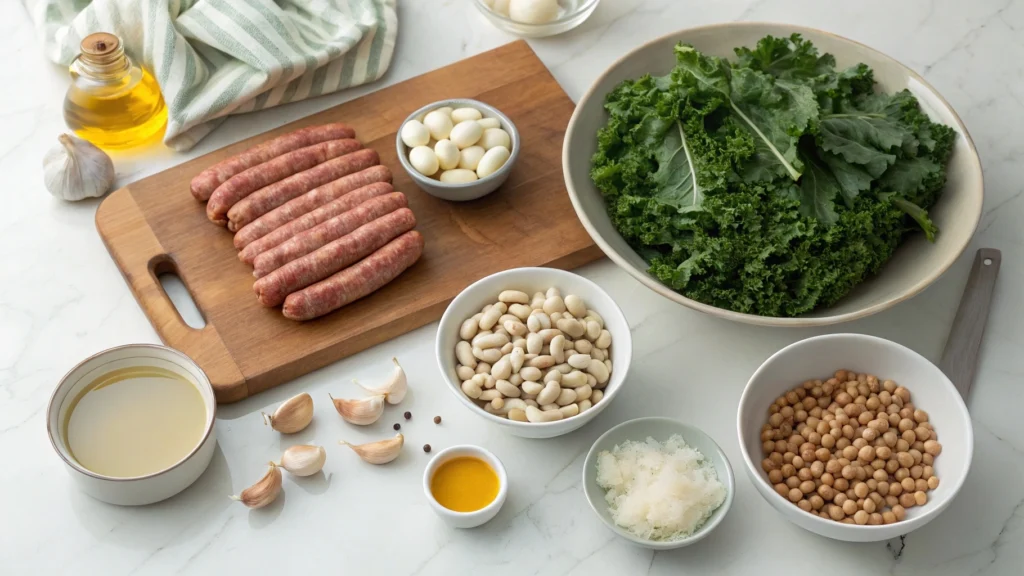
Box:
(43, 134), (115, 201)
(276, 445), (326, 476)
(355, 357), (407, 405)
(230, 462), (282, 508)
(262, 392), (314, 433)
(329, 394), (385, 425)
(340, 433), (404, 464)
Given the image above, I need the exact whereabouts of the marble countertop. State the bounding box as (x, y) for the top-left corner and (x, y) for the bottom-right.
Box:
(2, 0), (1022, 574)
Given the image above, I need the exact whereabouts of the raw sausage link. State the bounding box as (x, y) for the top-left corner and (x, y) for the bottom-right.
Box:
(190, 123), (354, 201)
(233, 165), (392, 250)
(254, 208), (417, 307)
(252, 192), (409, 276)
(283, 231), (425, 321)
(238, 180), (395, 263)
(206, 139), (362, 226)
(227, 148), (379, 232)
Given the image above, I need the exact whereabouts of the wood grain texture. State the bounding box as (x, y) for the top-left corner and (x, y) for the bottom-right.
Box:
(938, 248), (1001, 402)
(96, 41), (601, 403)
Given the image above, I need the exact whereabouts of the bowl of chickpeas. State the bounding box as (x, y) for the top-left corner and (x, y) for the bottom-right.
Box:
(737, 333), (972, 542)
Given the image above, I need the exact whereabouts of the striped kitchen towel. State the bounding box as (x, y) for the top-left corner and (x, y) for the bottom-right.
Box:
(23, 0), (398, 150)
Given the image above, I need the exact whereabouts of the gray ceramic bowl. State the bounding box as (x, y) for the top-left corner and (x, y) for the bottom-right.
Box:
(563, 23), (983, 327)
(583, 417), (734, 549)
(396, 99), (520, 202)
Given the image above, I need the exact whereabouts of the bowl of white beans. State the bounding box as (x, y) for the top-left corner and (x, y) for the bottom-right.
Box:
(397, 99), (519, 202)
(436, 267), (632, 439)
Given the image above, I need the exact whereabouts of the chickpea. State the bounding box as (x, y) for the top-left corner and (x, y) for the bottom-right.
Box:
(885, 460), (900, 474)
(858, 411), (874, 426)
(770, 404), (781, 415)
(878, 481), (890, 496)
(889, 481), (903, 497)
(887, 403), (900, 415)
(894, 386), (911, 403)
(862, 427), (878, 442)
(781, 463), (795, 478)
(797, 499), (813, 512)
(775, 483), (789, 498)
(858, 446), (876, 462)
(915, 478), (929, 493)
(834, 492), (848, 506)
(841, 465), (856, 480)
(910, 465), (923, 480)
(854, 510), (869, 525)
(901, 477), (916, 493)
(836, 437), (852, 450)
(842, 500), (858, 516)
(866, 396), (881, 411)
(781, 406), (795, 420)
(810, 461), (825, 478)
(912, 441), (926, 453)
(836, 392), (852, 406)
(883, 431), (898, 447)
(809, 494), (825, 510)
(895, 468), (910, 482)
(788, 488), (803, 503)
(783, 452), (795, 464)
(798, 468), (814, 482)
(841, 518), (856, 525)
(853, 482), (869, 498)
(767, 469), (783, 484)
(817, 421), (830, 435)
(914, 426), (930, 442)
(873, 468), (889, 482)
(927, 476), (940, 490)
(898, 418), (914, 432)
(871, 458), (886, 471)
(821, 473), (835, 486)
(909, 449), (923, 465)
(841, 446), (858, 460)
(800, 480), (816, 494)
(811, 386), (824, 398)
(863, 498), (877, 514)
(815, 448), (831, 462)
(818, 485), (835, 501)
(855, 466), (867, 481)
(829, 505), (845, 521)
(762, 440), (775, 453)
(801, 448), (817, 462)
(853, 438), (868, 450)
(791, 457), (805, 470)
(795, 410), (808, 423)
(923, 453), (935, 466)
(810, 406), (824, 418)
(869, 492), (884, 507)
(785, 391), (799, 405)
(846, 403), (863, 418)
(899, 493), (917, 508)
(882, 511), (897, 524)
(826, 460), (842, 475)
(896, 439), (911, 453)
(886, 495), (899, 508)
(876, 446), (892, 460)
(775, 440), (788, 453)
(763, 459), (778, 472)
(834, 371), (848, 382)
(834, 478), (850, 492)
(787, 476), (801, 489)
(924, 440), (942, 456)
(889, 412), (901, 426)
(802, 397), (816, 410)
(822, 434), (836, 449)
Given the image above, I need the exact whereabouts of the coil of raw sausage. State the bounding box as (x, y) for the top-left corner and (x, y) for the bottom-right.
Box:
(283, 231), (425, 321)
(190, 123), (355, 201)
(206, 139), (362, 226)
(227, 148), (379, 232)
(254, 208), (417, 307)
(252, 192), (408, 276)
(233, 165), (392, 250)
(238, 182), (396, 264)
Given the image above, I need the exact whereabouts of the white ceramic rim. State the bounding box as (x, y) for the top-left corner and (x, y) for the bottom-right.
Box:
(395, 98), (520, 190)
(434, 267), (632, 431)
(562, 21), (984, 327)
(422, 444), (509, 520)
(45, 343), (218, 482)
(582, 416), (736, 549)
(473, 0), (600, 27)
(736, 333), (974, 533)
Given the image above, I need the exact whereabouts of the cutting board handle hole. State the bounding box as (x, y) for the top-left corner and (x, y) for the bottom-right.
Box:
(152, 257), (206, 329)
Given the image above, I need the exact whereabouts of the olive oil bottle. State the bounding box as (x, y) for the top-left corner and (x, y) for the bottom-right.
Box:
(63, 33), (167, 149)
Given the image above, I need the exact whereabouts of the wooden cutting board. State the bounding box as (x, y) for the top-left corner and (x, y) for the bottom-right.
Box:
(96, 41), (602, 403)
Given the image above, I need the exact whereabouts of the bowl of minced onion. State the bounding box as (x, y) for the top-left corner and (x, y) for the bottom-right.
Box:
(582, 417), (734, 549)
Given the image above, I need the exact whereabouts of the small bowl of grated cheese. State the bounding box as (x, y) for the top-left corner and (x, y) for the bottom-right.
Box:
(583, 417), (734, 549)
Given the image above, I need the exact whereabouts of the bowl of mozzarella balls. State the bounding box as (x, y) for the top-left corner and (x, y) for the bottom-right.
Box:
(436, 267), (632, 439)
(475, 0), (600, 38)
(738, 333), (973, 542)
(397, 99), (518, 202)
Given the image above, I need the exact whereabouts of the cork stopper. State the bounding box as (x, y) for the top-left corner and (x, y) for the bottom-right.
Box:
(80, 33), (125, 68)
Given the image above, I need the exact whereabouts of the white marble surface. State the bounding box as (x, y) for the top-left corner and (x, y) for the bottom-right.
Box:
(2, 0), (1022, 574)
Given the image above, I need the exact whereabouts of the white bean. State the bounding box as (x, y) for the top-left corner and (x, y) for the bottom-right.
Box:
(479, 389), (502, 402)
(490, 397), (504, 411)
(564, 295), (586, 318)
(540, 403), (560, 412)
(496, 379), (520, 398)
(524, 399), (539, 408)
(461, 379), (482, 399)
(527, 355), (556, 369)
(474, 332), (509, 350)
(500, 342), (513, 355)
(512, 337), (526, 350)
(475, 362), (491, 375)
(604, 359), (613, 373)
(530, 292), (546, 309)
(559, 403), (579, 419)
(456, 365), (475, 380)
(498, 290), (529, 304)
(538, 328), (562, 344)
(550, 312), (563, 323)
(509, 347), (525, 372)
(561, 370), (587, 388)
(543, 369), (562, 383)
(509, 373), (523, 386)
(521, 380), (544, 395)
(503, 320), (527, 337)
(578, 399), (593, 413)
(508, 408), (528, 422)
(585, 310), (604, 328)
(553, 363), (572, 374)
(546, 287), (561, 298)
(550, 334), (566, 363)
(555, 388), (577, 406)
(568, 353), (591, 370)
(591, 389), (604, 403)
(479, 306), (502, 330)
(590, 347), (605, 361)
(491, 355), (512, 380)
(473, 347), (501, 363)
(585, 320), (602, 341)
(537, 380), (561, 405)
(520, 366), (542, 382)
(595, 329), (612, 349)
(508, 304), (532, 321)
(555, 318), (585, 338)
(587, 359), (609, 384)
(526, 333), (543, 355)
(498, 313), (519, 326)
(543, 296), (566, 315)
(573, 339), (592, 355)
(460, 316), (480, 340)
(456, 341), (476, 368)
(526, 406), (563, 423)
(482, 374), (496, 389)
(486, 398), (526, 416)
(575, 385), (593, 402)
(590, 374), (603, 389)
(526, 314), (541, 333)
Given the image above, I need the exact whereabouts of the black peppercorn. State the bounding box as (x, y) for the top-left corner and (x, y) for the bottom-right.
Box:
(433, 415), (442, 424)
(393, 423), (401, 431)
(404, 411), (412, 420)
(423, 444), (431, 453)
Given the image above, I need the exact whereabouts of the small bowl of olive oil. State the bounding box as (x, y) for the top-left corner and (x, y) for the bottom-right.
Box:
(423, 445), (508, 528)
(46, 344), (217, 506)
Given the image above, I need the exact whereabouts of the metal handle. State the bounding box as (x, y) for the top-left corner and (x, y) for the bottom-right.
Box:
(938, 248), (1001, 401)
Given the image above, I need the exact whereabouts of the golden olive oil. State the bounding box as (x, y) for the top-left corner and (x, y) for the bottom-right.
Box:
(430, 456), (500, 512)
(64, 366), (206, 478)
(63, 33), (167, 149)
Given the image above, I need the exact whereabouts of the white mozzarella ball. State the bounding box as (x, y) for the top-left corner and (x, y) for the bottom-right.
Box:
(451, 107), (483, 124)
(509, 0), (558, 24)
(479, 128), (511, 151)
(440, 169), (479, 184)
(458, 146), (486, 171)
(434, 139), (460, 170)
(400, 120), (430, 148)
(450, 120), (483, 149)
(476, 146), (510, 178)
(423, 110), (454, 141)
(478, 117), (501, 130)
(409, 146), (440, 176)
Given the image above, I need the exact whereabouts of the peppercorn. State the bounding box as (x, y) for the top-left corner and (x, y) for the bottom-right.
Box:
(393, 423), (401, 431)
(433, 415), (442, 424)
(404, 411), (412, 420)
(423, 444), (431, 453)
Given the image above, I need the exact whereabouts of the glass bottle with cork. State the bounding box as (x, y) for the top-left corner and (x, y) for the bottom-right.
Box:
(63, 33), (167, 149)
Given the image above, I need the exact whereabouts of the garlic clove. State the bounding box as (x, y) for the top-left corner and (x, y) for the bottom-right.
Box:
(230, 462), (282, 508)
(276, 445), (326, 477)
(354, 357), (407, 405)
(339, 433), (404, 464)
(261, 392), (314, 433)
(43, 133), (115, 201)
(329, 394), (385, 425)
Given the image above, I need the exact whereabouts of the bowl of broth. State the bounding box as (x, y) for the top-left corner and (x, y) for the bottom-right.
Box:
(46, 344), (217, 505)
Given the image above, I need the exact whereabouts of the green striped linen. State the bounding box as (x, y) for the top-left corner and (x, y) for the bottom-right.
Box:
(23, 0), (398, 150)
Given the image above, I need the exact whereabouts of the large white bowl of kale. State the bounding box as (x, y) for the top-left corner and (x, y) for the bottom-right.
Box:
(563, 24), (983, 326)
